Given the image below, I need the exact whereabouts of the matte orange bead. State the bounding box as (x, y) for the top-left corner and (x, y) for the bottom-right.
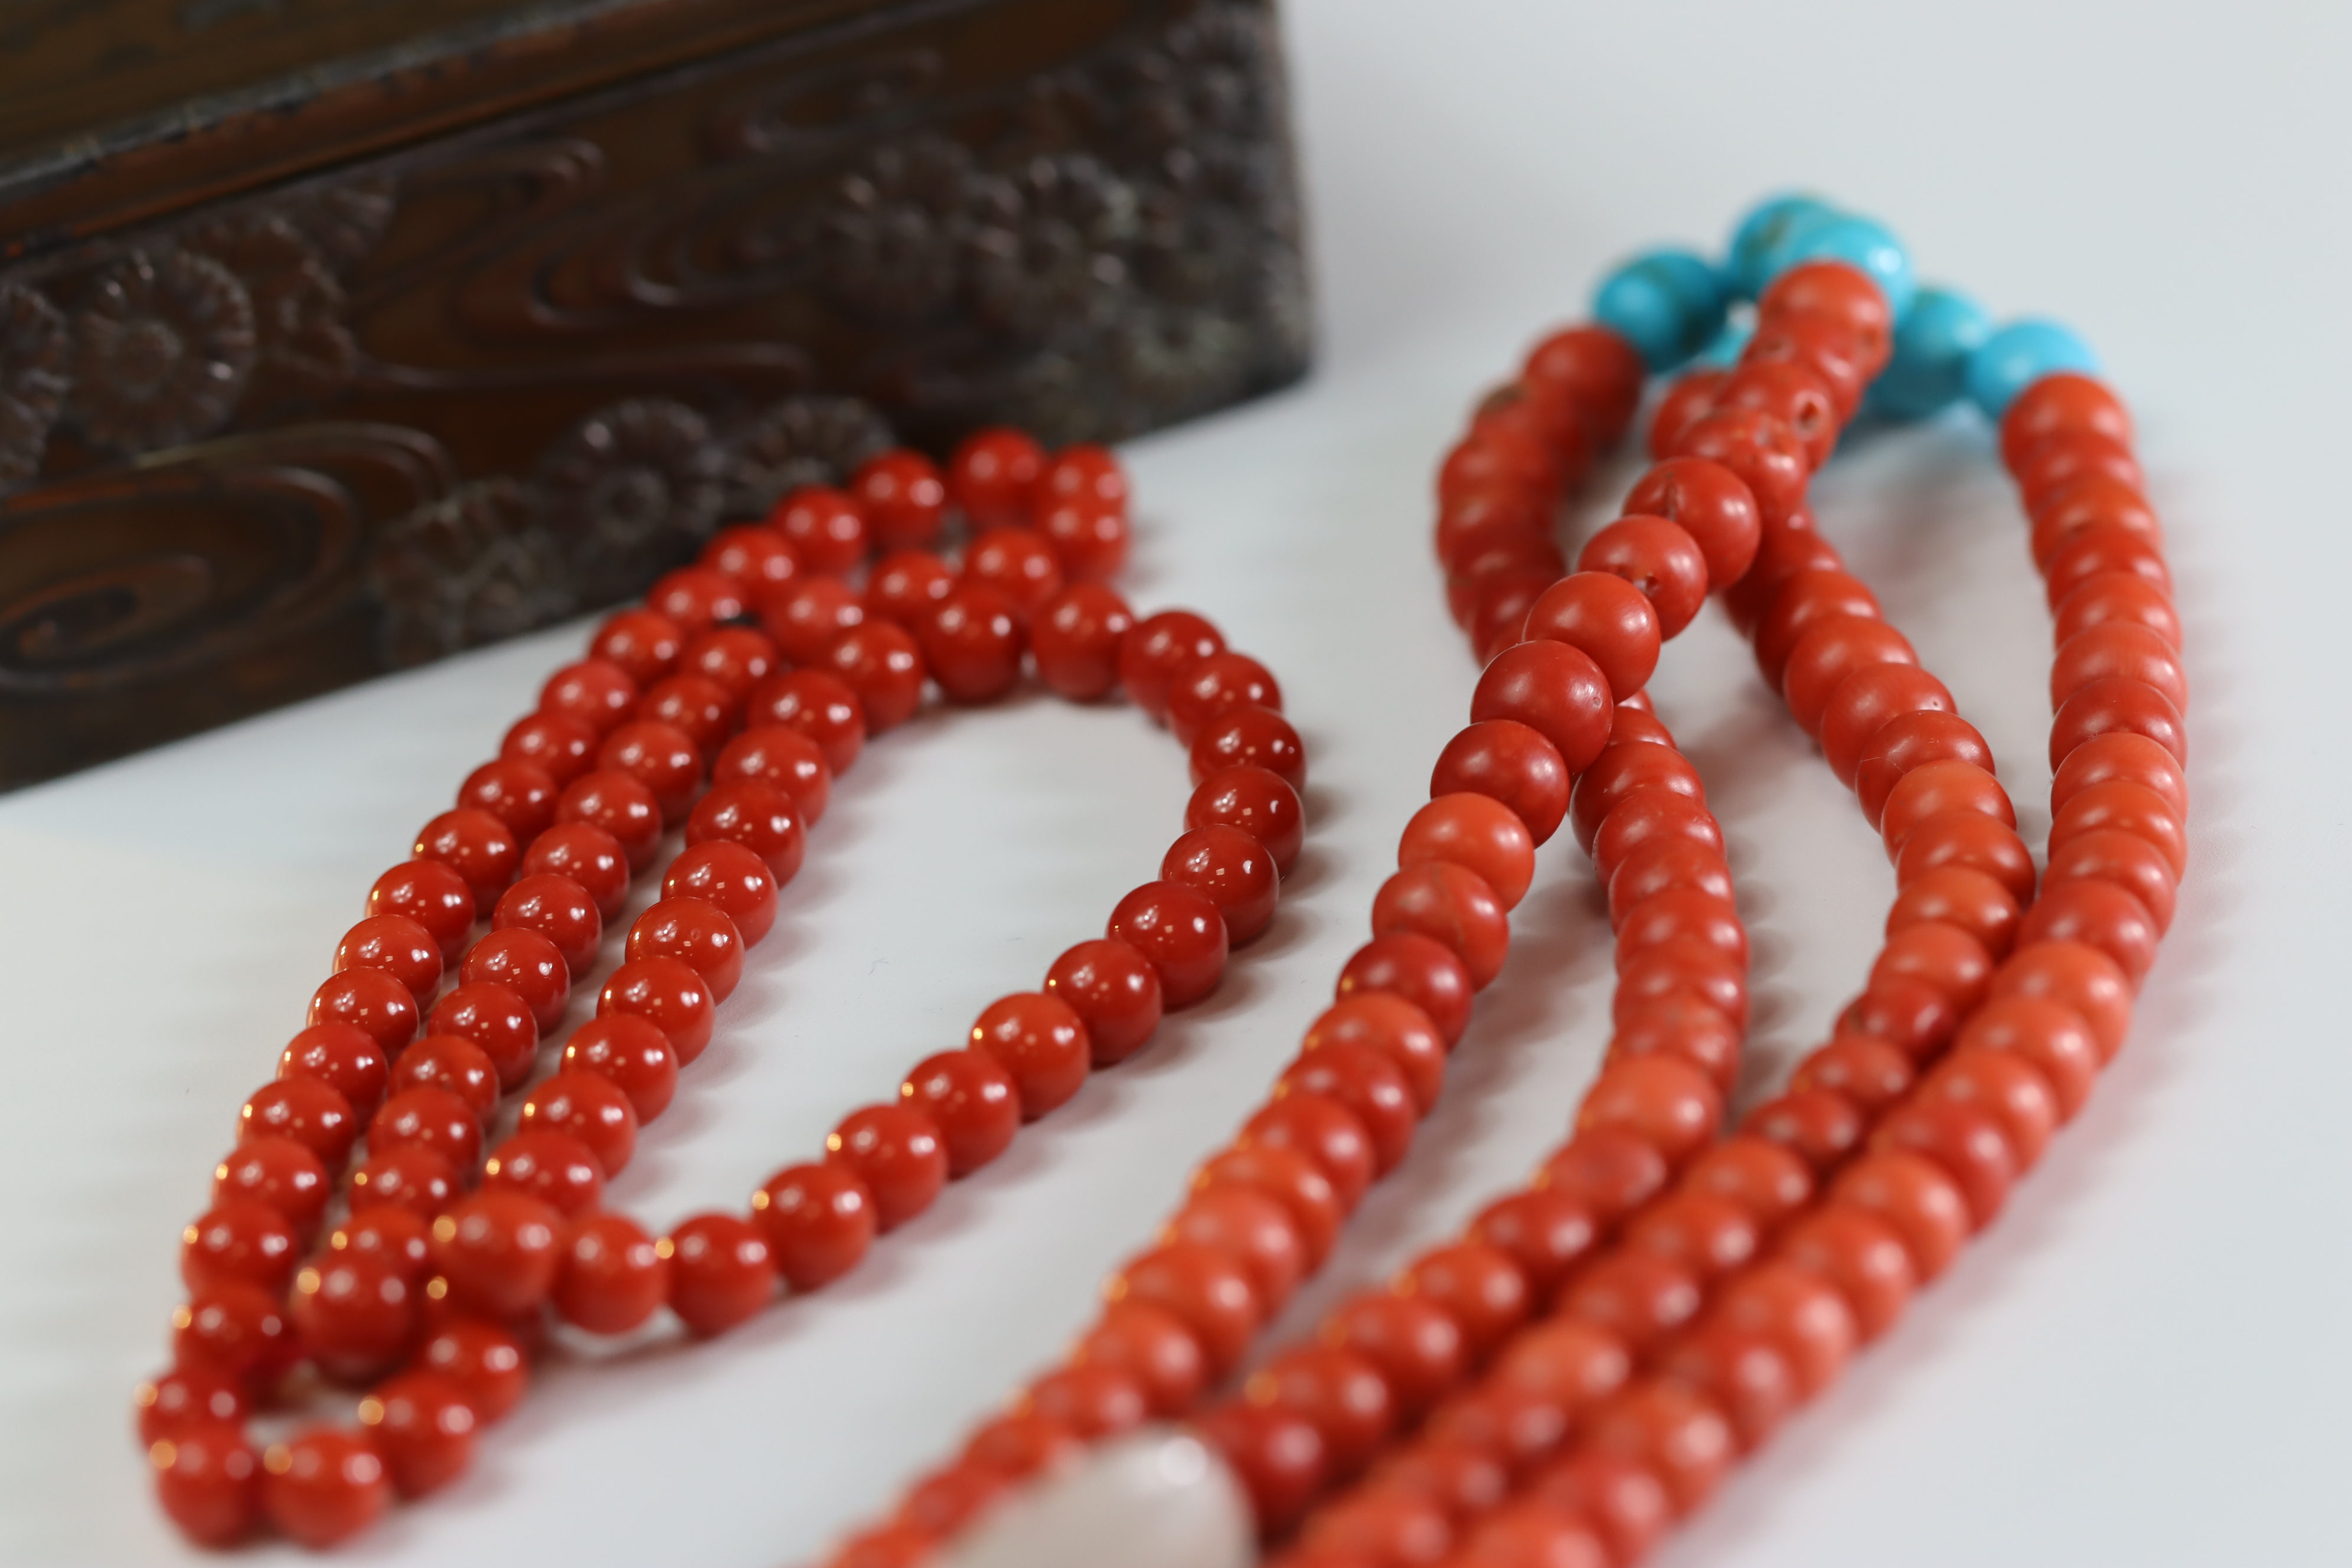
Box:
(1471, 640), (1614, 775)
(1020, 1363), (1149, 1440)
(1922, 1047), (2060, 1170)
(1536, 1128), (1670, 1227)
(1249, 1346), (1397, 1478)
(2050, 729), (2187, 822)
(1195, 1400), (1328, 1537)
(2052, 676), (2185, 769)
(1576, 1054), (1724, 1170)
(1658, 1321), (1799, 1452)
(1713, 1259), (1858, 1396)
(1894, 811), (2037, 903)
(1400, 793), (1536, 911)
(1989, 939), (2135, 1063)
(2046, 828), (2178, 934)
(1110, 1242), (1262, 1376)
(1681, 1135), (1814, 1229)
(1774, 1206), (1915, 1342)
(1870, 920), (1994, 1012)
(1952, 996), (2101, 1121)
(1524, 1452), (1672, 1568)
(2017, 877), (2161, 985)
(2052, 622), (2186, 715)
(1791, 1034), (1913, 1115)
(1742, 1089), (1865, 1175)
(1623, 1190), (1760, 1281)
(2055, 570), (2180, 650)
(2051, 779), (2187, 878)
(1828, 1152), (1971, 1280)
(1819, 662), (1955, 788)
(1570, 740), (1705, 855)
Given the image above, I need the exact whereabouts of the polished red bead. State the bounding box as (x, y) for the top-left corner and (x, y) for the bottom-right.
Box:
(136, 1368), (248, 1447)
(390, 1034), (499, 1121)
(500, 710), (600, 789)
(172, 1280), (296, 1384)
(1112, 1243), (1262, 1378)
(1120, 610), (1226, 719)
(1577, 516), (1711, 638)
(415, 1318), (527, 1422)
(213, 1136), (329, 1237)
(970, 992), (1092, 1117)
(1554, 1255), (1700, 1358)
(348, 1146), (459, 1220)
(628, 897), (745, 1001)
(1168, 653), (1284, 749)
(698, 528), (801, 597)
(595, 719), (704, 824)
(1371, 863), (1508, 989)
(753, 1162), (877, 1291)
(1190, 704), (1307, 789)
(1197, 1400), (1328, 1537)
(308, 965), (420, 1057)
(519, 1069), (639, 1175)
(357, 1371), (478, 1498)
(1195, 1146), (1342, 1270)
(371, 1085), (482, 1174)
(366, 860), (475, 964)
(1242, 1095), (1377, 1210)
(667, 1213), (778, 1336)
(1165, 1185), (1307, 1312)
(1471, 640), (1612, 775)
(1041, 498), (1131, 582)
(459, 927), (568, 1032)
(599, 955), (715, 1063)
(1164, 823), (1282, 943)
(1401, 1241), (1531, 1363)
(683, 626), (783, 704)
(539, 658), (639, 734)
(949, 427), (1045, 528)
(771, 486), (870, 576)
(1470, 1189), (1602, 1299)
(329, 1206), (434, 1284)
(1279, 1041), (1419, 1174)
(648, 565), (751, 636)
(662, 840), (782, 949)
(1305, 993), (1448, 1113)
(1319, 1291), (1466, 1420)
(1043, 937), (1164, 1066)
(1032, 583), (1137, 701)
(260, 1427), (390, 1548)
(521, 823), (629, 923)
(686, 778), (805, 880)
(865, 547), (957, 628)
(965, 525), (1065, 620)
(237, 1076), (359, 1167)
(433, 1191), (563, 1317)
(151, 1419), (260, 1546)
(749, 668), (866, 773)
(825, 620), (926, 731)
(901, 1050), (1022, 1174)
(554, 768), (664, 871)
(919, 582), (1025, 703)
(1109, 879), (1230, 1008)
(854, 449), (948, 550)
(553, 1210), (669, 1333)
(181, 1202), (299, 1296)
(762, 574), (868, 666)
(560, 1014), (679, 1122)
(712, 724), (831, 827)
(1335, 932), (1475, 1048)
(1402, 792), (1537, 912)
(1187, 763), (1305, 873)
(455, 757), (558, 844)
(429, 980), (539, 1087)
(642, 672), (739, 758)
(492, 872), (602, 976)
(290, 1250), (415, 1382)
(482, 1130), (606, 1216)
(1576, 1056), (1722, 1168)
(828, 1104), (949, 1229)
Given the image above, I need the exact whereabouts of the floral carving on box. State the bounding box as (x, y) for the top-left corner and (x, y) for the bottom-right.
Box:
(0, 0), (1309, 788)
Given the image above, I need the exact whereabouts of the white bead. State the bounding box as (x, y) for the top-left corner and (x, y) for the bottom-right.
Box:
(939, 1426), (1253, 1568)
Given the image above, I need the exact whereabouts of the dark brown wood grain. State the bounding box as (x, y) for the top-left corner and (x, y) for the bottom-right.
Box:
(0, 0), (1310, 789)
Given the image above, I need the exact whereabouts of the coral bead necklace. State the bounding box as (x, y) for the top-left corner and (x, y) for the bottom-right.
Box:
(825, 197), (2183, 1568)
(138, 427), (1314, 1550)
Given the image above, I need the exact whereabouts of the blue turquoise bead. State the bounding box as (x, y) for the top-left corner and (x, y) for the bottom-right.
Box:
(1768, 213), (1916, 319)
(1868, 286), (1992, 420)
(1593, 248), (1730, 371)
(1964, 319), (2101, 420)
(1727, 194), (1837, 300)
(1695, 315), (1755, 369)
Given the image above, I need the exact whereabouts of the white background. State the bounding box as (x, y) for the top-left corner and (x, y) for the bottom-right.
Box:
(5, 1), (2350, 1563)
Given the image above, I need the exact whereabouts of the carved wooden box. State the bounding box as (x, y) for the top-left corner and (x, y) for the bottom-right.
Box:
(0, 0), (1309, 789)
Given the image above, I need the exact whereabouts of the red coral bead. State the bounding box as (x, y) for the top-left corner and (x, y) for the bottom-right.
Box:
(389, 1034), (498, 1121)
(771, 486), (869, 575)
(1471, 640), (1612, 775)
(135, 1368), (248, 1446)
(456, 757), (558, 844)
(825, 620), (926, 731)
(1371, 863), (1508, 989)
(949, 427), (1045, 528)
(1430, 720), (1569, 847)
(482, 1130), (606, 1216)
(667, 1213), (777, 1336)
(1279, 1041), (1418, 1174)
(1400, 1242), (1531, 1363)
(662, 839), (782, 946)
(854, 449), (948, 549)
(432, 1191), (563, 1318)
(492, 873), (602, 976)
(150, 1420), (259, 1547)
(172, 1281), (295, 1385)
(1304, 994), (1448, 1113)
(365, 860), (475, 964)
(1120, 609), (1226, 719)
(500, 710), (600, 789)
(628, 896), (746, 1001)
(1401, 792), (1536, 912)
(429, 981), (539, 1087)
(357, 1371), (478, 1497)
(759, 574), (867, 667)
(865, 547), (956, 627)
(970, 992), (1091, 1117)
(753, 1162), (877, 1290)
(1335, 933), (1475, 1048)
(1190, 704), (1307, 790)
(1828, 1151), (1972, 1280)
(1164, 822), (1282, 944)
(1044, 937), (1164, 1066)
(1033, 582), (1137, 700)
(553, 1211), (669, 1334)
(554, 768), (663, 871)
(1109, 879), (1230, 1008)
(348, 1147), (458, 1220)
(1187, 763), (1305, 873)
(1242, 1095), (1376, 1209)
(213, 1137), (330, 1237)
(308, 966), (420, 1057)
(1112, 1243), (1261, 1377)
(416, 1318), (527, 1422)
(599, 956), (714, 1063)
(1577, 516), (1711, 636)
(260, 1427), (390, 1548)
(828, 1105), (948, 1229)
(290, 1250), (416, 1382)
(1165, 1185), (1306, 1311)
(964, 526), (1064, 620)
(519, 1070), (639, 1175)
(180, 1203), (298, 1296)
(237, 1076), (358, 1167)
(459, 927), (568, 1032)
(748, 668), (865, 773)
(698, 528), (801, 596)
(371, 1086), (482, 1173)
(560, 1015), (679, 1122)
(647, 565), (751, 636)
(333, 913), (445, 1005)
(1319, 1292), (1466, 1420)
(595, 720), (703, 824)
(918, 582), (1025, 703)
(901, 1050), (1022, 1173)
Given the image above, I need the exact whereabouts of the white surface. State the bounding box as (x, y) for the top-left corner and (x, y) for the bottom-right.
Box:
(4, 1), (2350, 1564)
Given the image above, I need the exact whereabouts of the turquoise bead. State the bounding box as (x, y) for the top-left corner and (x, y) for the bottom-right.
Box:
(1768, 213), (1916, 319)
(1868, 286), (1992, 420)
(1695, 314), (1755, 369)
(1727, 194), (1837, 300)
(1964, 319), (2101, 420)
(1593, 248), (1730, 371)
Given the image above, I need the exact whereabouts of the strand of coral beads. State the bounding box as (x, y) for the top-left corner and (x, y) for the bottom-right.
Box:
(139, 426), (1311, 1551)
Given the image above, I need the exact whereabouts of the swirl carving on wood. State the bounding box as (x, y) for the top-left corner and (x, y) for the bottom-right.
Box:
(0, 0), (1308, 787)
